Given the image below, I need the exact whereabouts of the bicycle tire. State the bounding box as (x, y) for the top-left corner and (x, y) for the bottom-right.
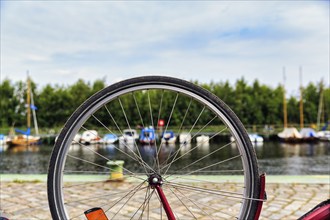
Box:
(48, 76), (260, 219)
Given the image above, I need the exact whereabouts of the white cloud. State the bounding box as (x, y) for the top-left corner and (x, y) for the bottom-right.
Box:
(1, 1), (329, 93)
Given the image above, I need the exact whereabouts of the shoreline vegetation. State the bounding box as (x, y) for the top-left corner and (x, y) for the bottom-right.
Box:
(1, 78), (329, 135)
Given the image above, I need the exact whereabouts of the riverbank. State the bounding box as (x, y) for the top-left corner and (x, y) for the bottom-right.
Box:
(1, 175), (329, 219)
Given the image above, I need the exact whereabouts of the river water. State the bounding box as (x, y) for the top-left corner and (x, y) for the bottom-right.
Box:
(0, 141), (329, 175)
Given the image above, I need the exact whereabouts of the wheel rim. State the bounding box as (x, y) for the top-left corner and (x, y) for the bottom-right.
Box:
(50, 81), (258, 219)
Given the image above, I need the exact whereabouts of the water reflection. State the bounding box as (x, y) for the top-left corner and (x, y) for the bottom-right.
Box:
(179, 143), (192, 154)
(0, 141), (329, 174)
(0, 144), (8, 153)
(0, 144), (48, 174)
(257, 142), (330, 175)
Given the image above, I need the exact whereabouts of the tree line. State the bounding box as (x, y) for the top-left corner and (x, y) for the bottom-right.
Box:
(0, 77), (329, 132)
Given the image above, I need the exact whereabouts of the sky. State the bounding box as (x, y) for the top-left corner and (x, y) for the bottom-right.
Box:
(1, 1), (329, 97)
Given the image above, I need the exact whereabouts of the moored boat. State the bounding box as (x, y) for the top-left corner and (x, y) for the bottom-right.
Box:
(119, 129), (139, 145)
(317, 130), (330, 142)
(9, 134), (41, 146)
(196, 135), (210, 145)
(278, 127), (302, 142)
(299, 128), (319, 142)
(80, 130), (102, 145)
(248, 133), (264, 143)
(0, 134), (9, 145)
(179, 133), (191, 144)
(161, 131), (176, 144)
(139, 127), (156, 144)
(8, 74), (41, 147)
(103, 133), (118, 144)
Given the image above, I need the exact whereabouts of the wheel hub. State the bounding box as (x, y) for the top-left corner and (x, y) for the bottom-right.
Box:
(148, 174), (163, 188)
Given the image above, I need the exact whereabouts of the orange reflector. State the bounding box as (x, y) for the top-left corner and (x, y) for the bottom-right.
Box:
(84, 207), (109, 220)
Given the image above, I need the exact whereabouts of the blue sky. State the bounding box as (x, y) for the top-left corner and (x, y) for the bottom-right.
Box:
(1, 1), (329, 96)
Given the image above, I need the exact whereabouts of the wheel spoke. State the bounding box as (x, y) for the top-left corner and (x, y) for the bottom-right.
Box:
(146, 89), (161, 173)
(179, 141), (234, 171)
(132, 188), (155, 220)
(132, 92), (145, 128)
(64, 187), (137, 204)
(156, 93), (179, 157)
(167, 182), (264, 202)
(66, 154), (145, 182)
(138, 186), (151, 219)
(105, 181), (147, 218)
(168, 187), (197, 219)
(68, 182), (147, 219)
(164, 173), (244, 185)
(158, 97), (191, 171)
(172, 187), (215, 220)
(93, 108), (156, 174)
(178, 154), (242, 177)
(161, 127), (227, 175)
(161, 114), (219, 173)
(71, 133), (143, 180)
(154, 90), (165, 174)
(173, 187), (238, 219)
(118, 98), (152, 175)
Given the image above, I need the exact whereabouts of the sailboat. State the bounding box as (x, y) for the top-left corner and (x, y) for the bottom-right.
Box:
(8, 75), (41, 146)
(278, 67), (303, 142)
(316, 81), (330, 142)
(297, 67), (319, 142)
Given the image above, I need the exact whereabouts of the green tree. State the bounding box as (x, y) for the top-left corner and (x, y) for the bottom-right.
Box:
(302, 83), (319, 126)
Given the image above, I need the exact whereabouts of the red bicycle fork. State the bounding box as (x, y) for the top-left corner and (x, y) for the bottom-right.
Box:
(149, 174), (176, 220)
(155, 185), (176, 220)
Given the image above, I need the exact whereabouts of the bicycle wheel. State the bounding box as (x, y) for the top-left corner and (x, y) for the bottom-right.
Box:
(48, 76), (261, 220)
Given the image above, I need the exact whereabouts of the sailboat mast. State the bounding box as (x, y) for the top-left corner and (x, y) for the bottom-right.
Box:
(27, 75), (31, 130)
(283, 67), (288, 128)
(299, 66), (304, 129)
(317, 80), (324, 130)
(30, 83), (39, 135)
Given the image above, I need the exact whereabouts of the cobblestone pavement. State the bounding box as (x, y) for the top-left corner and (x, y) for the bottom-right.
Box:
(0, 180), (329, 219)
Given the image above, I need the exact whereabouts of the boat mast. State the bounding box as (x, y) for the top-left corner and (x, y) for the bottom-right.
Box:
(317, 80), (324, 130)
(27, 73), (31, 131)
(299, 66), (304, 129)
(27, 72), (39, 136)
(30, 82), (39, 136)
(283, 67), (288, 128)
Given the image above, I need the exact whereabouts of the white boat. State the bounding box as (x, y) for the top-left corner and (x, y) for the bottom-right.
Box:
(161, 131), (176, 144)
(55, 133), (81, 144)
(230, 134), (263, 145)
(80, 130), (102, 145)
(179, 133), (191, 144)
(248, 133), (264, 143)
(72, 133), (82, 144)
(317, 130), (330, 142)
(278, 127), (302, 142)
(196, 135), (209, 145)
(0, 134), (8, 145)
(300, 128), (319, 141)
(103, 134), (118, 144)
(119, 129), (139, 145)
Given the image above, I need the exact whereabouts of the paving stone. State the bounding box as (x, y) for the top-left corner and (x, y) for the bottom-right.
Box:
(1, 181), (329, 219)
